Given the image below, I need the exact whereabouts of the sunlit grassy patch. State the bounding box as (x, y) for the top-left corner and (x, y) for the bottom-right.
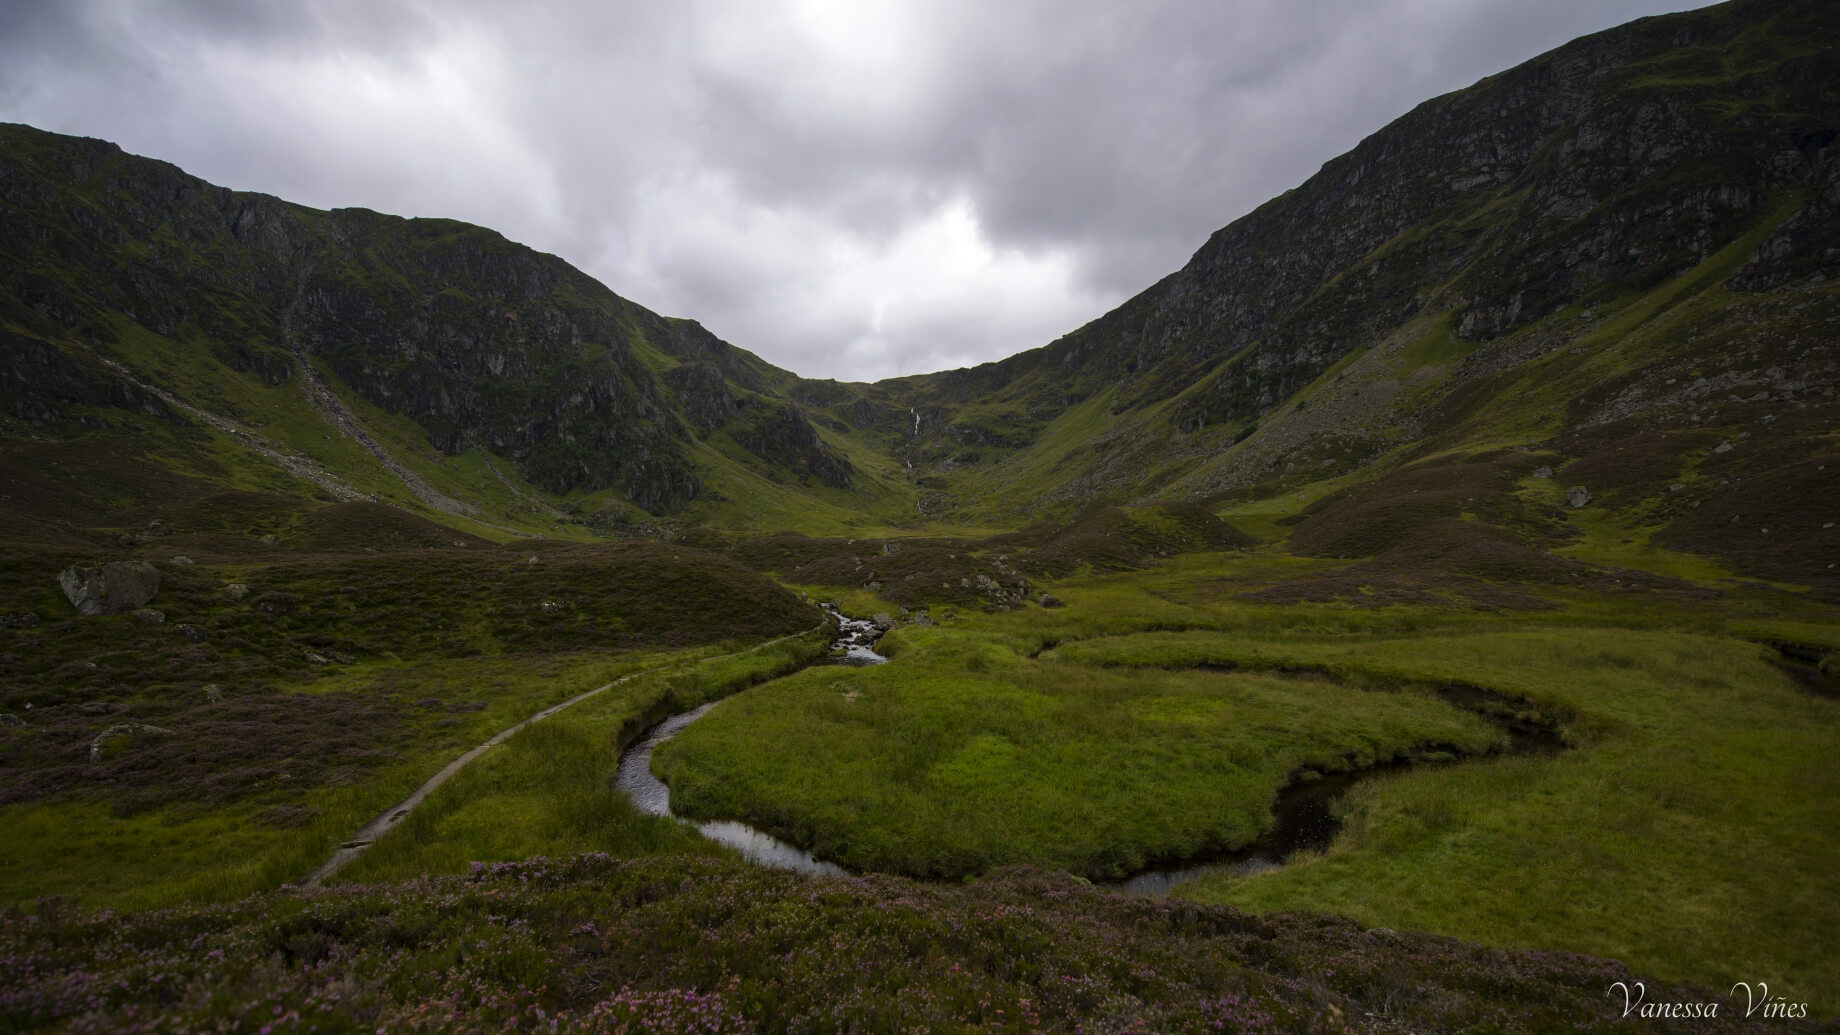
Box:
(656, 622), (1501, 879)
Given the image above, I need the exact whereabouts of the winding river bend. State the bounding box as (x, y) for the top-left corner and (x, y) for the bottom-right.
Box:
(611, 604), (882, 877)
(615, 613), (1568, 897)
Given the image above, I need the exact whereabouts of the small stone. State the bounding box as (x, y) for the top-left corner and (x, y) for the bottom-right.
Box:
(1532, 466), (1553, 479)
(302, 650), (329, 665)
(130, 608), (165, 624)
(1039, 594), (1066, 609)
(169, 556), (195, 567)
(204, 684), (224, 703)
(1566, 486), (1592, 509)
(1713, 441), (1734, 454)
(224, 583), (249, 601)
(0, 713), (24, 727)
(0, 612), (40, 629)
(540, 599), (564, 614)
(175, 624), (206, 642)
(1669, 484), (1685, 492)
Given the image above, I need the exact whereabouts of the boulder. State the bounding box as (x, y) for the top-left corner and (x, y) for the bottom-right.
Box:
(89, 721), (174, 763)
(1566, 486), (1592, 509)
(1532, 466), (1553, 479)
(0, 612), (39, 629)
(224, 583), (250, 601)
(57, 562), (161, 616)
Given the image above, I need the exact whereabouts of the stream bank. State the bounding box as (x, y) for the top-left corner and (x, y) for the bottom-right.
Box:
(610, 603), (882, 875)
(617, 620), (1570, 898)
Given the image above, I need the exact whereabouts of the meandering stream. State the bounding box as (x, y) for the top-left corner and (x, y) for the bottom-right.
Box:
(615, 612), (1568, 897)
(610, 604), (881, 876)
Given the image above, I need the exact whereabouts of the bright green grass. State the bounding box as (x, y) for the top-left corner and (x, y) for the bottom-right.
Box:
(654, 621), (1502, 879)
(0, 647), (715, 911)
(1051, 622), (1840, 1012)
(337, 625), (833, 883)
(655, 548), (1840, 1011)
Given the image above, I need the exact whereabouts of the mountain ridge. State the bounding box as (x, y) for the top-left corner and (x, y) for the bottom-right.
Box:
(1, 0), (1835, 595)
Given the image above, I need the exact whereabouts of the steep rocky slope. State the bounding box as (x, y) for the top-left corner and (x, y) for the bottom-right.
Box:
(0, 127), (850, 515)
(847, 0), (1836, 476)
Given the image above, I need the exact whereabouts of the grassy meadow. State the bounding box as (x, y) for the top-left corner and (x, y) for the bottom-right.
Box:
(653, 548), (1840, 1012)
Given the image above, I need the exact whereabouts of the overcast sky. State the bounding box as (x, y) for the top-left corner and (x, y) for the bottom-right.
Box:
(1, 0), (1708, 381)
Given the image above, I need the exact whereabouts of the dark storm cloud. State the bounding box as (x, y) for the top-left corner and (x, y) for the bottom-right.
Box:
(0, 0), (1708, 380)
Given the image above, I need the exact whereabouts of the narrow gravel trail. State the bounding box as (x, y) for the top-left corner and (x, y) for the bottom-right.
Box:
(299, 622), (826, 888)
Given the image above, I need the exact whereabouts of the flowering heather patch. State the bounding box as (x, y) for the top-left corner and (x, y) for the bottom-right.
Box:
(0, 689), (401, 811)
(2, 853), (1804, 1033)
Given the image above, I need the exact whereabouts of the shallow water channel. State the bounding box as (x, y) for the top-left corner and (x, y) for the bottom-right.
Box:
(615, 614), (1566, 897)
(611, 605), (882, 876)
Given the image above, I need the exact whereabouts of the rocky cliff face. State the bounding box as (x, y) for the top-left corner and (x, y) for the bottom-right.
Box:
(869, 0), (1839, 464)
(0, 126), (850, 512)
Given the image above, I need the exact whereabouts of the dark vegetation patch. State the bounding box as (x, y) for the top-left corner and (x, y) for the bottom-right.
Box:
(1653, 435), (1840, 600)
(990, 503), (1256, 578)
(0, 537), (812, 712)
(1, 853), (1773, 1034)
(692, 531), (1028, 608)
(0, 689), (400, 813)
(0, 433), (231, 541)
(1551, 426), (1723, 504)
(164, 490), (315, 538)
(1284, 453), (1566, 559)
(0, 501), (815, 813)
(1245, 517), (1714, 610)
(1238, 568), (1558, 611)
(281, 501), (493, 552)
(789, 544), (1030, 609)
(690, 504), (1253, 608)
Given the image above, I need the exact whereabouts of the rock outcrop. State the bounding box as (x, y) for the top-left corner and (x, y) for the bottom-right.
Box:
(57, 561), (161, 616)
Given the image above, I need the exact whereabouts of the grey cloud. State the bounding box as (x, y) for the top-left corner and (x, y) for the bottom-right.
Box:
(0, 0), (1709, 381)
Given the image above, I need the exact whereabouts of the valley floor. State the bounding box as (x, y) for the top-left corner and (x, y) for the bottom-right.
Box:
(3, 508), (1836, 1031)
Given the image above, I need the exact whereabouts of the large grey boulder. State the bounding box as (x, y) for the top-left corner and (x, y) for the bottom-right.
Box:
(58, 562), (161, 616)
